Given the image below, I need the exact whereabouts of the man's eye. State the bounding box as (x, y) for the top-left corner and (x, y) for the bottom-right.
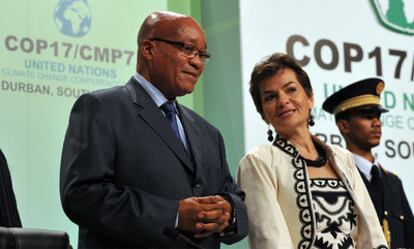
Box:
(357, 111), (381, 119)
(182, 44), (195, 53)
(199, 51), (210, 59)
(366, 112), (381, 119)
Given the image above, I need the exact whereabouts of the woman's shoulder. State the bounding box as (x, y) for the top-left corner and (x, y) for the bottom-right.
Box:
(239, 143), (289, 171)
(326, 143), (353, 158)
(239, 144), (275, 166)
(325, 143), (356, 172)
(237, 144), (283, 182)
(243, 144), (283, 159)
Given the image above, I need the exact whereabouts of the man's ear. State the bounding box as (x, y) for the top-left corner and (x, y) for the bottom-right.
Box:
(336, 119), (349, 134)
(140, 40), (153, 59)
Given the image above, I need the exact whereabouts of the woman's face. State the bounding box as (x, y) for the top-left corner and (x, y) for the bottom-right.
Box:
(260, 68), (313, 136)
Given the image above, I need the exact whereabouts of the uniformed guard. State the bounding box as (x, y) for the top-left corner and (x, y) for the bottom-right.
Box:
(322, 78), (414, 249)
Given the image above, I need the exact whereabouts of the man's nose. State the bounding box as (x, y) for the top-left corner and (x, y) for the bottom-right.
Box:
(372, 117), (382, 126)
(189, 55), (205, 70)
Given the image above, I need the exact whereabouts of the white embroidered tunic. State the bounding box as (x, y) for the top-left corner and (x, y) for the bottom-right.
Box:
(236, 136), (388, 249)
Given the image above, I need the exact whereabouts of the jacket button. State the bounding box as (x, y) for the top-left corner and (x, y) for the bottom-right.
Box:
(195, 183), (201, 188)
(400, 215), (405, 220)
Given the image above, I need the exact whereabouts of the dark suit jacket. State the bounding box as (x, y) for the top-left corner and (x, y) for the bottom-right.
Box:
(0, 148), (22, 227)
(359, 166), (414, 249)
(60, 77), (248, 249)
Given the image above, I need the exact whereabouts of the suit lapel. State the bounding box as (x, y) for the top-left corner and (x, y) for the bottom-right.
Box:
(125, 78), (194, 173)
(178, 105), (204, 180)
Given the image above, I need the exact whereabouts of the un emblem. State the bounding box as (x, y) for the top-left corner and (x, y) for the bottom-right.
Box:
(371, 0), (414, 35)
(53, 0), (92, 37)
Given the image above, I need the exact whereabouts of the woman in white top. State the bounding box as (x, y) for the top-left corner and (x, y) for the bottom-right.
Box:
(237, 53), (387, 249)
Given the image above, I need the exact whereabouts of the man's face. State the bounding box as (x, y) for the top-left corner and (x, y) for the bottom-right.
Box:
(148, 18), (206, 99)
(339, 109), (383, 151)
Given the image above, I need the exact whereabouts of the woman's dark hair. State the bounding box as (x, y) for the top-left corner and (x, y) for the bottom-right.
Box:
(249, 53), (313, 116)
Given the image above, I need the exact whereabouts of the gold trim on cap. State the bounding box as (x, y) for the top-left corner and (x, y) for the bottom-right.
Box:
(333, 94), (380, 115)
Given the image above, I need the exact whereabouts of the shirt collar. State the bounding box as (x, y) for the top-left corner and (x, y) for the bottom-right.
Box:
(133, 72), (172, 108)
(353, 153), (379, 181)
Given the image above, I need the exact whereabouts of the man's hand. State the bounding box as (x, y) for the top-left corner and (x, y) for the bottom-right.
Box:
(177, 196), (233, 238)
(194, 195), (232, 238)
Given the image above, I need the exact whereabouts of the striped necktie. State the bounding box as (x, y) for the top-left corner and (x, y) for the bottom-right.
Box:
(160, 102), (182, 143)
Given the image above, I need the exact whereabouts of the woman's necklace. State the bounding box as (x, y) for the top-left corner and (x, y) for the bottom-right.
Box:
(302, 141), (326, 167)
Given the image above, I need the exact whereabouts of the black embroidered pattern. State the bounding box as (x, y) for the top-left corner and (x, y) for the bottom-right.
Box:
(311, 178), (343, 189)
(273, 135), (315, 249)
(310, 178), (356, 249)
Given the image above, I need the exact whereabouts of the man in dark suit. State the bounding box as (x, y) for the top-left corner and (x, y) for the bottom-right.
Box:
(60, 11), (248, 249)
(323, 78), (414, 249)
(0, 148), (22, 227)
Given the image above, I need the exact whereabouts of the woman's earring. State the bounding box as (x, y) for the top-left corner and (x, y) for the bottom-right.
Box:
(308, 112), (315, 127)
(267, 125), (274, 142)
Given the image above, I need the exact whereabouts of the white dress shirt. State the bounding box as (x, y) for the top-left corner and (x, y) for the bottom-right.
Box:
(353, 153), (381, 181)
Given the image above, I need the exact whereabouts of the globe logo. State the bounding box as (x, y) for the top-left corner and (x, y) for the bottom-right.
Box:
(53, 0), (92, 37)
(372, 0), (414, 35)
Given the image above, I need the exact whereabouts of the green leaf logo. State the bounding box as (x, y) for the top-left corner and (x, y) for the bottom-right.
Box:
(371, 0), (414, 35)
